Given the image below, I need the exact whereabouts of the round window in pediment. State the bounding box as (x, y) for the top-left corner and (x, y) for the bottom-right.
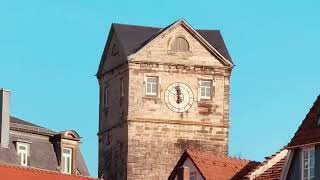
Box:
(171, 37), (189, 52)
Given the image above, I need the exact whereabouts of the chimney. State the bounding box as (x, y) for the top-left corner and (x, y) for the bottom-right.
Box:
(177, 166), (190, 180)
(0, 89), (11, 148)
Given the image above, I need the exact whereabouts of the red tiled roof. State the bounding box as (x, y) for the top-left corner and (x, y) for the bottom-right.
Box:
(287, 95), (320, 148)
(0, 163), (100, 180)
(253, 156), (286, 180)
(247, 148), (287, 180)
(169, 150), (260, 180)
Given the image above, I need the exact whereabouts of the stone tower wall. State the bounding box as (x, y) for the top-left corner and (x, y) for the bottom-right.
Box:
(98, 22), (232, 180)
(126, 63), (230, 179)
(98, 64), (130, 179)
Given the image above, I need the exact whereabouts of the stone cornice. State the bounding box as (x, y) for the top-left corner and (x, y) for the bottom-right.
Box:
(127, 117), (229, 128)
(129, 61), (232, 76)
(97, 117), (229, 136)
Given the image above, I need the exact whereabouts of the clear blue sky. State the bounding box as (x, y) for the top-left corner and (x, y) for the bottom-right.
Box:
(1, 0), (320, 177)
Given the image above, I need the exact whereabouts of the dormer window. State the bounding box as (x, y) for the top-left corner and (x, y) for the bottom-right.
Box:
(171, 37), (189, 52)
(61, 147), (72, 174)
(16, 142), (29, 166)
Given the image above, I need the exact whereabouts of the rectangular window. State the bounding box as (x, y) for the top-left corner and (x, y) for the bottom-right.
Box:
(17, 143), (29, 166)
(104, 87), (109, 107)
(302, 148), (315, 180)
(190, 172), (196, 180)
(145, 76), (158, 96)
(120, 78), (124, 97)
(61, 147), (72, 174)
(199, 80), (212, 100)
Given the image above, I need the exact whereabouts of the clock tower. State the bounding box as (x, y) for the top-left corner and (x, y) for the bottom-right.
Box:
(97, 19), (233, 180)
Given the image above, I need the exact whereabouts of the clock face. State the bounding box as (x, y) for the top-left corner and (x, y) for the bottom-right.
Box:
(164, 82), (194, 113)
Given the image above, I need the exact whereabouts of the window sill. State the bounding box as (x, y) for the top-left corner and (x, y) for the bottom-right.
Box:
(143, 96), (160, 100)
(197, 101), (213, 107)
(198, 98), (213, 102)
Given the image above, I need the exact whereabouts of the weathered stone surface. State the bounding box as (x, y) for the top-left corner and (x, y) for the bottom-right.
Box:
(98, 22), (233, 180)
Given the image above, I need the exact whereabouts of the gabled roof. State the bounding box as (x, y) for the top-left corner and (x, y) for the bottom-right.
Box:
(0, 116), (89, 176)
(247, 148), (288, 180)
(168, 150), (260, 180)
(97, 19), (233, 76)
(0, 163), (100, 180)
(287, 95), (320, 148)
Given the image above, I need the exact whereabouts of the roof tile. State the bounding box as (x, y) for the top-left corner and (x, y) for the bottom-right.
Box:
(169, 150), (260, 180)
(248, 149), (287, 180)
(287, 95), (320, 148)
(0, 163), (100, 180)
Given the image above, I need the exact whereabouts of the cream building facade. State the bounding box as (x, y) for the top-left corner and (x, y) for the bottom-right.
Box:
(97, 19), (234, 180)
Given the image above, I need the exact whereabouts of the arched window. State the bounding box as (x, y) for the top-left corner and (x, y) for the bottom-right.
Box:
(171, 37), (189, 52)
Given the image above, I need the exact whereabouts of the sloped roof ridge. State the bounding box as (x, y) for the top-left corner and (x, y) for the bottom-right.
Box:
(10, 116), (56, 135)
(247, 147), (286, 176)
(112, 22), (161, 29)
(186, 149), (257, 163)
(247, 147), (288, 179)
(10, 116), (43, 128)
(111, 22), (223, 33)
(97, 20), (233, 76)
(0, 162), (100, 180)
(197, 28), (221, 32)
(185, 149), (260, 180)
(287, 94), (320, 147)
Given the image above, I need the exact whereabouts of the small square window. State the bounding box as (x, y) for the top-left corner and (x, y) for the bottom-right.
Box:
(17, 142), (29, 166)
(199, 80), (213, 100)
(145, 76), (158, 96)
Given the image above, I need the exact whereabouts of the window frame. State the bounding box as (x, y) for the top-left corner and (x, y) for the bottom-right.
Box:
(16, 142), (29, 166)
(61, 147), (73, 174)
(301, 147), (315, 180)
(120, 78), (125, 97)
(104, 86), (109, 108)
(199, 79), (214, 100)
(145, 76), (159, 97)
(190, 171), (196, 180)
(171, 37), (189, 52)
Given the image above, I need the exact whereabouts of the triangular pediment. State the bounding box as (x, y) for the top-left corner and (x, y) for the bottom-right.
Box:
(97, 19), (233, 77)
(128, 19), (233, 67)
